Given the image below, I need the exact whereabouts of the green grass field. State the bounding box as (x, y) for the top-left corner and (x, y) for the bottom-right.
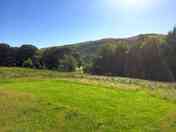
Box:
(0, 67), (176, 132)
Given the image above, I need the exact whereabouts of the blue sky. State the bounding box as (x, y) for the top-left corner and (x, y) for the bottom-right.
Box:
(0, 0), (175, 47)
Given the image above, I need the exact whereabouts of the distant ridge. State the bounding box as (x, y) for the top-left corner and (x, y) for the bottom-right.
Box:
(42, 33), (166, 59)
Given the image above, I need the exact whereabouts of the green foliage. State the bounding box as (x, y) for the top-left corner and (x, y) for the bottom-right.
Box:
(22, 58), (33, 68)
(0, 43), (17, 66)
(91, 44), (128, 76)
(90, 33), (175, 81)
(58, 55), (78, 72)
(162, 27), (176, 79)
(41, 47), (80, 71)
(16, 45), (38, 66)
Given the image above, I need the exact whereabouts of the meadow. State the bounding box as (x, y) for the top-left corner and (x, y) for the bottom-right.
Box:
(0, 67), (176, 132)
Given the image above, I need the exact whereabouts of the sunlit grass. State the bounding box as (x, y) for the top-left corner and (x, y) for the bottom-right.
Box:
(0, 67), (176, 131)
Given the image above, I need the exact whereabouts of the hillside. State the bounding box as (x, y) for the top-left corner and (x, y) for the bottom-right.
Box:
(0, 33), (171, 81)
(0, 67), (176, 131)
(58, 34), (166, 58)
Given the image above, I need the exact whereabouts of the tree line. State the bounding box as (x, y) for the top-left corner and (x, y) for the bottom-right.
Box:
(0, 44), (81, 72)
(90, 27), (176, 81)
(0, 27), (176, 81)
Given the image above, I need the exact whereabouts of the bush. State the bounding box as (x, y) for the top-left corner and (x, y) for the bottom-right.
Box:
(22, 58), (33, 68)
(58, 55), (77, 72)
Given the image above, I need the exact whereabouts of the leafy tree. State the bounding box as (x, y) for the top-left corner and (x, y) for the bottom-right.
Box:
(140, 38), (172, 81)
(58, 55), (77, 72)
(0, 43), (17, 66)
(22, 58), (33, 68)
(91, 44), (128, 76)
(32, 50), (42, 69)
(41, 47), (80, 71)
(0, 43), (10, 66)
(41, 47), (61, 70)
(162, 26), (176, 80)
(16, 45), (38, 66)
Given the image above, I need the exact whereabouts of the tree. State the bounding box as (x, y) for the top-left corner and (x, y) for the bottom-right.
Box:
(91, 37), (173, 81)
(22, 58), (33, 68)
(41, 47), (62, 70)
(0, 43), (16, 66)
(125, 43), (145, 79)
(141, 38), (173, 81)
(41, 47), (80, 71)
(91, 44), (115, 75)
(58, 55), (77, 72)
(16, 45), (38, 66)
(91, 44), (128, 76)
(162, 27), (176, 80)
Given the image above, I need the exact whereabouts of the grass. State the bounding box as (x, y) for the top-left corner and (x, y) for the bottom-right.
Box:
(0, 67), (176, 131)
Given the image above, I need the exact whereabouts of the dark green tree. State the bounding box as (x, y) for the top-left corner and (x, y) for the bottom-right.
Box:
(16, 45), (38, 66)
(0, 43), (11, 66)
(0, 43), (17, 66)
(41, 47), (80, 71)
(91, 44), (128, 76)
(58, 55), (77, 72)
(162, 26), (176, 80)
(22, 58), (33, 68)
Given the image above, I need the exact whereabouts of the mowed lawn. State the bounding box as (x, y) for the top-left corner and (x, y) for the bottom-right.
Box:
(0, 68), (176, 132)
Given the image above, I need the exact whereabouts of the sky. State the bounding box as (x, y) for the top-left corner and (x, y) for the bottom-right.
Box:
(0, 0), (175, 47)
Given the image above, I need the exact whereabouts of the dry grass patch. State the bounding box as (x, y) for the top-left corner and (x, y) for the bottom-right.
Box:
(160, 112), (176, 132)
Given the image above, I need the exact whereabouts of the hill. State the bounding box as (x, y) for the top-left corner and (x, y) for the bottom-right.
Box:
(56, 34), (166, 58)
(0, 67), (176, 131)
(0, 33), (171, 81)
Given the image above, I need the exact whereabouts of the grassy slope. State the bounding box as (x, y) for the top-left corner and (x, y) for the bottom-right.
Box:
(0, 67), (176, 132)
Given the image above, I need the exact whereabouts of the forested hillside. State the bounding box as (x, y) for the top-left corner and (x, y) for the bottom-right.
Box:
(64, 33), (165, 58)
(0, 27), (175, 81)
